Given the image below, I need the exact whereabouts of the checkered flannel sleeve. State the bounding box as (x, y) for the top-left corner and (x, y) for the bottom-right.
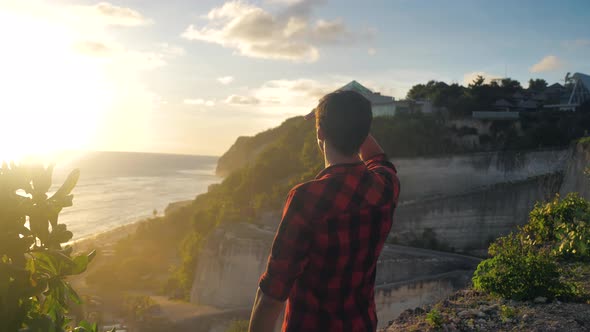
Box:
(365, 153), (400, 203)
(259, 187), (312, 301)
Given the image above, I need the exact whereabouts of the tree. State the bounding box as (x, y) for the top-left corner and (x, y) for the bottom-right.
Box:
(528, 78), (548, 92)
(500, 78), (522, 95)
(469, 75), (485, 88)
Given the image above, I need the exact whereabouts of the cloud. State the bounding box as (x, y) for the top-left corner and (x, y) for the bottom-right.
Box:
(89, 2), (150, 26)
(71, 39), (184, 71)
(563, 39), (590, 50)
(368, 48), (377, 56)
(158, 43), (185, 56)
(224, 78), (345, 115)
(185, 99), (215, 106)
(217, 76), (235, 85)
(73, 41), (113, 57)
(530, 55), (564, 73)
(225, 95), (260, 105)
(181, 0), (365, 62)
(462, 71), (500, 86)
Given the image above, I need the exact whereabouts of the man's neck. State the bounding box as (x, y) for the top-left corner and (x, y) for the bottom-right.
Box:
(324, 145), (361, 168)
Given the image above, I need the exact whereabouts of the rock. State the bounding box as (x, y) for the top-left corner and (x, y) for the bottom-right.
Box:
(442, 323), (458, 332)
(480, 304), (499, 314)
(457, 309), (486, 319)
(522, 314), (529, 321)
(457, 310), (469, 319)
(414, 307), (425, 315)
(534, 296), (547, 304)
(476, 311), (487, 318)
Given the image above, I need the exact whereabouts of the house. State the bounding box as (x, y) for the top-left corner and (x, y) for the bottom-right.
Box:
(493, 99), (514, 112)
(544, 72), (590, 111)
(517, 99), (538, 112)
(338, 81), (396, 117)
(393, 98), (443, 114)
(394, 100), (412, 113)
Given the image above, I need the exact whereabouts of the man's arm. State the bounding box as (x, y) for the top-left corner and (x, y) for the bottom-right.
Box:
(251, 188), (312, 331)
(248, 288), (284, 332)
(359, 134), (385, 161)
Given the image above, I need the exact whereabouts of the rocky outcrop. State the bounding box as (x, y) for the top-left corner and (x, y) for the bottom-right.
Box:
(560, 140), (590, 199)
(391, 172), (563, 256)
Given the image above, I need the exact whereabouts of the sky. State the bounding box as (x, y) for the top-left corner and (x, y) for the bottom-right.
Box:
(1, 0), (589, 157)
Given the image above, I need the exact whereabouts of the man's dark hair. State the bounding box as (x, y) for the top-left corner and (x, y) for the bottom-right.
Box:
(315, 90), (373, 156)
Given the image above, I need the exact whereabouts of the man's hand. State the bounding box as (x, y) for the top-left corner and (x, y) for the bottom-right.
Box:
(359, 134), (385, 161)
(248, 288), (285, 332)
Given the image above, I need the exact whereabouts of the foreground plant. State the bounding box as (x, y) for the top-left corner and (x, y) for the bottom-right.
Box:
(0, 163), (104, 332)
(473, 193), (590, 301)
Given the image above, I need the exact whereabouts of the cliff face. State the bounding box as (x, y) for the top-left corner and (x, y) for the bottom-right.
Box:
(190, 223), (480, 329)
(394, 149), (568, 202)
(560, 139), (590, 199)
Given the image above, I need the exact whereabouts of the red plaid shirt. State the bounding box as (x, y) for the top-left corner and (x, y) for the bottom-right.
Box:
(259, 154), (400, 332)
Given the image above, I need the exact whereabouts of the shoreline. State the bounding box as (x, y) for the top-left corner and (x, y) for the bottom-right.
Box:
(70, 199), (194, 254)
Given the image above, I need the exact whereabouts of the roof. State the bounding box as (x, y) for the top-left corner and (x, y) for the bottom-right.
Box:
(547, 82), (564, 90)
(518, 100), (538, 109)
(494, 99), (513, 107)
(512, 91), (524, 99)
(338, 80), (394, 105)
(573, 73), (590, 91)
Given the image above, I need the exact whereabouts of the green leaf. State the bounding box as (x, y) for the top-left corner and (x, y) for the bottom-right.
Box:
(70, 255), (90, 275)
(49, 169), (80, 201)
(48, 224), (73, 247)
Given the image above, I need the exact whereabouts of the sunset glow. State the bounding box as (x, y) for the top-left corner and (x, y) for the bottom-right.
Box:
(1, 1), (589, 158)
(0, 8), (112, 161)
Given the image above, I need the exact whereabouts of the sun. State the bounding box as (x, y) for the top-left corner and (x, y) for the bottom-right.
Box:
(0, 8), (112, 162)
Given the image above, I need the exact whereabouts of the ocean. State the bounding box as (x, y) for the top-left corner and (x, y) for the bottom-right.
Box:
(51, 151), (219, 241)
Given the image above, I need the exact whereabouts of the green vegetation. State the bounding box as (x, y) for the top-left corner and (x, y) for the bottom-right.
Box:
(526, 194), (590, 259)
(499, 304), (517, 323)
(472, 233), (568, 300)
(0, 163), (104, 332)
(425, 308), (443, 329)
(226, 320), (249, 332)
(473, 193), (590, 301)
(122, 295), (171, 332)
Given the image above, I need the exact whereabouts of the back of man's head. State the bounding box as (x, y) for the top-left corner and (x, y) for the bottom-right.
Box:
(315, 90), (373, 156)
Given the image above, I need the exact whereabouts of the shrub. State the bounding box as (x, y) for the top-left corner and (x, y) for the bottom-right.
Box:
(472, 233), (570, 300)
(499, 305), (517, 322)
(0, 163), (104, 331)
(425, 308), (443, 329)
(525, 193), (590, 244)
(525, 193), (590, 259)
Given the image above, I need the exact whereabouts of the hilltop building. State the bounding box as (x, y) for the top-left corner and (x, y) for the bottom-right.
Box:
(394, 99), (441, 114)
(338, 81), (396, 117)
(474, 72), (590, 119)
(545, 72), (590, 111)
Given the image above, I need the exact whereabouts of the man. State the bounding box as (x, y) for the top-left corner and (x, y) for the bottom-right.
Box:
(249, 90), (400, 332)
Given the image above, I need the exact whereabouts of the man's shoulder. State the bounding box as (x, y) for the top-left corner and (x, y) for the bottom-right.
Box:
(288, 176), (335, 200)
